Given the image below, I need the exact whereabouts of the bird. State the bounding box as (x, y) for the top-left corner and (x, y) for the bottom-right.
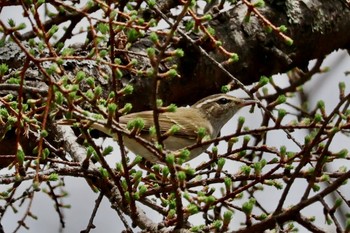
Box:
(60, 93), (255, 163)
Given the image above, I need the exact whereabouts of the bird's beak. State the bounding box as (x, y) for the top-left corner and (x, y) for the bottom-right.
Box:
(240, 99), (258, 107)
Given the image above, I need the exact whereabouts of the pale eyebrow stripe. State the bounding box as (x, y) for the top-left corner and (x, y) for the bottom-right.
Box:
(194, 96), (227, 108)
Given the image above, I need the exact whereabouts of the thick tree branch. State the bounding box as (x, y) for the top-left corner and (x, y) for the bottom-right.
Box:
(152, 0), (350, 106)
(1, 1), (349, 110)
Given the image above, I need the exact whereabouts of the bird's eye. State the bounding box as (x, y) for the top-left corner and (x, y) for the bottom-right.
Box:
(217, 98), (231, 105)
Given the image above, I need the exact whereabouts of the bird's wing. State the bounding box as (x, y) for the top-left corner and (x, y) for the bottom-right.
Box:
(57, 108), (214, 139)
(119, 108), (214, 139)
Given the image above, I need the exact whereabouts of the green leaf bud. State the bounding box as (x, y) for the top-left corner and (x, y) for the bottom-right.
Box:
(185, 20), (195, 31)
(40, 130), (48, 138)
(221, 85), (231, 93)
(197, 127), (207, 138)
(42, 148), (50, 159)
(334, 198), (342, 208)
(240, 165), (251, 175)
(215, 40), (222, 47)
(146, 67), (155, 77)
(217, 158), (225, 169)
(205, 195), (216, 204)
(276, 95), (286, 104)
(242, 199), (255, 215)
(133, 170), (143, 181)
(174, 49), (184, 57)
(94, 85), (102, 96)
(185, 167), (195, 176)
(162, 166), (169, 177)
(127, 28), (138, 42)
(186, 204), (199, 215)
(131, 155), (143, 166)
(99, 168), (109, 178)
(107, 103), (118, 113)
(179, 149), (190, 161)
(304, 134), (312, 145)
(279, 25), (287, 32)
(265, 25), (273, 33)
(61, 47), (75, 56)
(48, 173), (59, 181)
(47, 25), (59, 37)
(146, 47), (156, 57)
(119, 103), (132, 115)
(254, 0), (265, 7)
(102, 146), (113, 156)
(317, 100), (325, 109)
(152, 164), (160, 173)
(167, 209), (176, 219)
(314, 113), (322, 123)
(139, 185), (147, 196)
(165, 153), (175, 165)
(166, 103), (177, 112)
(99, 50), (108, 58)
(149, 32), (158, 43)
(127, 118), (145, 130)
(223, 210), (233, 225)
(86, 77), (95, 87)
(312, 184), (320, 192)
(336, 149), (348, 158)
(230, 53), (239, 62)
(278, 108), (287, 119)
(320, 174), (330, 182)
(16, 148), (25, 164)
(201, 14), (212, 21)
(177, 171), (186, 181)
(285, 37), (293, 46)
(165, 69), (178, 78)
(17, 22), (26, 30)
(0, 63), (8, 76)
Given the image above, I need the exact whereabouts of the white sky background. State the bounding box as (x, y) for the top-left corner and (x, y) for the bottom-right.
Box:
(1, 2), (350, 233)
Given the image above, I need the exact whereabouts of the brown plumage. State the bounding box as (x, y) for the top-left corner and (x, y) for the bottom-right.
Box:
(60, 94), (255, 162)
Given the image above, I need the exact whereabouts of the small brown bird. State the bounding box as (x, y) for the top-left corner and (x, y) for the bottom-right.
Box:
(61, 94), (255, 162)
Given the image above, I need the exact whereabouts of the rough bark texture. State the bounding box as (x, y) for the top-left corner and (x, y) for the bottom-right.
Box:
(1, 1), (349, 110)
(155, 0), (350, 107)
